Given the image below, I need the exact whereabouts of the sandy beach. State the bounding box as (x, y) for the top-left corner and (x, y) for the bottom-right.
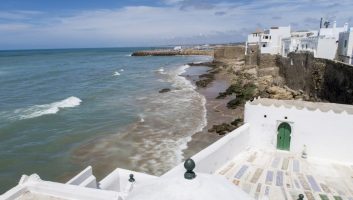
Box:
(182, 62), (244, 158)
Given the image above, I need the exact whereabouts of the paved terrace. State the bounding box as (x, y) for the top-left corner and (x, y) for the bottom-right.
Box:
(216, 148), (353, 200)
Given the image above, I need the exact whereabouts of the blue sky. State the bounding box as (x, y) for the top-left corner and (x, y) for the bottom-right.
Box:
(0, 0), (352, 49)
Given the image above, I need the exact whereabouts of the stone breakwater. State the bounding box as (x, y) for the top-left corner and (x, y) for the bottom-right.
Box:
(131, 49), (214, 56)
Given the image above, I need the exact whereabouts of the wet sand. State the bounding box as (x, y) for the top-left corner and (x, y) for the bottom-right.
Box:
(182, 65), (243, 158)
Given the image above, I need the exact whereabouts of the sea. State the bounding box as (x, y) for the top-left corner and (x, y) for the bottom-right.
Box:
(0, 48), (211, 193)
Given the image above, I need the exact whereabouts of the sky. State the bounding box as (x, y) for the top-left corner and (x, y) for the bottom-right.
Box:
(0, 0), (352, 50)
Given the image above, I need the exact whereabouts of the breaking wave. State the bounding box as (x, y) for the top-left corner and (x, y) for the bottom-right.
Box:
(13, 96), (82, 120)
(74, 63), (207, 176)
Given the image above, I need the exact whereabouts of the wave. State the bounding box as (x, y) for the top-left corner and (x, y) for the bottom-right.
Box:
(13, 96), (82, 120)
(156, 67), (166, 75)
(113, 71), (121, 76)
(73, 62), (208, 177)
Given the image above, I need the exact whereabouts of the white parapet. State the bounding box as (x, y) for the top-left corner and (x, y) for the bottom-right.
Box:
(1, 174), (122, 200)
(66, 166), (97, 188)
(163, 123), (251, 177)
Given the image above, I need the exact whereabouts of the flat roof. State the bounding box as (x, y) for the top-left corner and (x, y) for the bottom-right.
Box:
(216, 148), (353, 200)
(249, 98), (353, 114)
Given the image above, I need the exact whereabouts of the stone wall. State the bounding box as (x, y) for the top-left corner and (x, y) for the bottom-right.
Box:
(245, 45), (260, 66)
(276, 52), (353, 103)
(214, 46), (245, 62)
(321, 60), (353, 103)
(258, 54), (277, 69)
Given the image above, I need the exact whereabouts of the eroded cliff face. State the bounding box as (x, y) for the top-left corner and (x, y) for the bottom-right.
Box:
(276, 52), (353, 104)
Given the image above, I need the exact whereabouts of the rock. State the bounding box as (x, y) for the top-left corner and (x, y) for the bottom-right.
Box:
(227, 98), (243, 109)
(284, 85), (300, 96)
(208, 123), (235, 135)
(266, 86), (293, 100)
(230, 118), (243, 127)
(159, 88), (171, 93)
(257, 76), (273, 92)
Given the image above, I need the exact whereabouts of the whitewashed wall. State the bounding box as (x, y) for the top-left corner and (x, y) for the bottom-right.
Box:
(247, 33), (261, 43)
(316, 37), (337, 60)
(338, 30), (353, 64)
(261, 26), (291, 55)
(163, 124), (250, 177)
(244, 101), (353, 164)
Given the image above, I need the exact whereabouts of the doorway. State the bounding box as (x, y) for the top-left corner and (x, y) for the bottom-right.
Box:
(277, 122), (291, 150)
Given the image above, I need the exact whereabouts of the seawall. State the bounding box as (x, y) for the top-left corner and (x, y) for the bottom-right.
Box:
(276, 52), (353, 104)
(131, 49), (213, 56)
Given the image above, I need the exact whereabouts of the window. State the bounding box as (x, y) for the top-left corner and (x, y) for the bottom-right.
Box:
(306, 44), (308, 49)
(263, 44), (266, 47)
(344, 40), (348, 48)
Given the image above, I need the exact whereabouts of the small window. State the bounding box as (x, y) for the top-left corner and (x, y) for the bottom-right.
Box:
(263, 44), (266, 47)
(285, 116), (288, 119)
(270, 36), (272, 39)
(264, 115), (267, 118)
(344, 40), (347, 48)
(306, 44), (308, 49)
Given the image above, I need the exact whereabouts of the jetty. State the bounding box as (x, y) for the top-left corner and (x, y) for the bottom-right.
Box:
(131, 48), (213, 56)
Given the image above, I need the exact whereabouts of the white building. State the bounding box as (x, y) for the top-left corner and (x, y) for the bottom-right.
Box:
(245, 29), (263, 55)
(282, 31), (318, 57)
(281, 21), (349, 60)
(245, 26), (291, 55)
(260, 26), (291, 55)
(2, 98), (353, 200)
(337, 27), (353, 65)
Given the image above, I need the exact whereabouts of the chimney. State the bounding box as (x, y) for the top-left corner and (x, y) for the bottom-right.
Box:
(344, 23), (349, 32)
(333, 21), (337, 29)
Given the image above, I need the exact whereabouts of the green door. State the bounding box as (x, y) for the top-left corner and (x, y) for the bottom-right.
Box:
(277, 122), (291, 150)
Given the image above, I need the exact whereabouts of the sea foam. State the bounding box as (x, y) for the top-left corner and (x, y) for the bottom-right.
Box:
(16, 96), (82, 120)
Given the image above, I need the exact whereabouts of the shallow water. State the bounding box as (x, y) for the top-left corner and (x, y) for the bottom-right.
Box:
(0, 48), (211, 193)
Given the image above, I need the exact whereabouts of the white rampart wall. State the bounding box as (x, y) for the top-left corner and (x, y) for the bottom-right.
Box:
(99, 168), (156, 192)
(244, 102), (353, 164)
(163, 124), (250, 177)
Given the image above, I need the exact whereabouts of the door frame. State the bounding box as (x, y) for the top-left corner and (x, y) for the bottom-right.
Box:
(276, 121), (293, 151)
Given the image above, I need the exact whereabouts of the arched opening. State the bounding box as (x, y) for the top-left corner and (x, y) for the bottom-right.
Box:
(277, 122), (291, 150)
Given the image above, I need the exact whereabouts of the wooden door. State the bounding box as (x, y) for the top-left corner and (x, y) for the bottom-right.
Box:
(277, 122), (291, 150)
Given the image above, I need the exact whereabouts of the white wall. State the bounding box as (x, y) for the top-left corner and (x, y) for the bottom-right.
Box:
(163, 124), (250, 177)
(337, 30), (353, 64)
(316, 37), (337, 60)
(319, 27), (345, 40)
(247, 33), (261, 43)
(99, 168), (156, 192)
(260, 26), (291, 55)
(244, 102), (353, 164)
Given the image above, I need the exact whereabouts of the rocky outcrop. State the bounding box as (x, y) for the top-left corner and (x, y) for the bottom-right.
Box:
(208, 118), (243, 135)
(159, 88), (171, 93)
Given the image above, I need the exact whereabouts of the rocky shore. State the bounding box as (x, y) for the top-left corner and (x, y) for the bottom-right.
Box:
(183, 45), (308, 158)
(131, 48), (213, 56)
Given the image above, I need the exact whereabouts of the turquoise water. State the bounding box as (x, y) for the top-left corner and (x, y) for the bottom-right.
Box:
(0, 48), (210, 193)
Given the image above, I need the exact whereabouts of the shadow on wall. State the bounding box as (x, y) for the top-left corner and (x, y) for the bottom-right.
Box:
(276, 52), (353, 104)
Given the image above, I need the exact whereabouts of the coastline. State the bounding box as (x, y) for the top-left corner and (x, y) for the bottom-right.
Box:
(181, 61), (244, 158)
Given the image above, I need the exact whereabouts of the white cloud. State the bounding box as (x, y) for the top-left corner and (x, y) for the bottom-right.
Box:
(0, 0), (352, 49)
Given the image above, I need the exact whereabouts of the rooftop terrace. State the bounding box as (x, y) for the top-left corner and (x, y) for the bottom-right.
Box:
(217, 148), (353, 200)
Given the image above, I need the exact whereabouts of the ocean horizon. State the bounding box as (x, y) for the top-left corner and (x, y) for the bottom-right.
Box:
(0, 47), (211, 193)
